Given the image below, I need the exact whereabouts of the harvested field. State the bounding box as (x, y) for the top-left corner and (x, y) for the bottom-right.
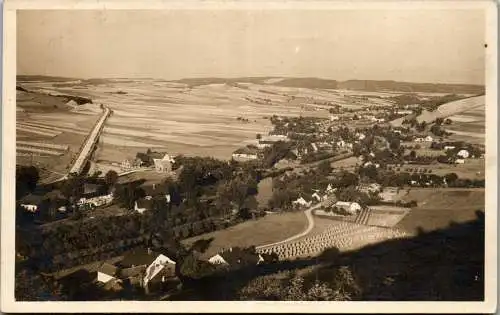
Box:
(16, 110), (99, 182)
(17, 125), (61, 137)
(16, 146), (64, 156)
(181, 210), (308, 259)
(16, 140), (69, 151)
(258, 220), (408, 260)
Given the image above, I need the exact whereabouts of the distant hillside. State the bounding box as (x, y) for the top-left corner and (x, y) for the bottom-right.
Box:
(17, 75), (79, 82)
(174, 77), (273, 87)
(273, 77), (338, 89)
(174, 77), (339, 89)
(337, 80), (484, 95)
(18, 75), (485, 95)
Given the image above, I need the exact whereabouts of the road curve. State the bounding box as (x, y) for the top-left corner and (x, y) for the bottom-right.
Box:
(256, 202), (324, 250)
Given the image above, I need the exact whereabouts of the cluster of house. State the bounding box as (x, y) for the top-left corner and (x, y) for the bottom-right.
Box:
(120, 151), (176, 174)
(95, 248), (177, 294)
(231, 134), (290, 161)
(133, 183), (172, 214)
(207, 247), (275, 267)
(95, 246), (278, 294)
(293, 182), (383, 216)
(18, 182), (114, 216)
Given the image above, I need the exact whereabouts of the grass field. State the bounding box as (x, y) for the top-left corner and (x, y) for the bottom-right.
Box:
(256, 177), (273, 208)
(394, 188), (485, 235)
(394, 158), (485, 179)
(181, 210), (308, 259)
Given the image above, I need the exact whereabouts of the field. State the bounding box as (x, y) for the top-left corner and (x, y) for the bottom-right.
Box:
(258, 220), (408, 260)
(181, 210), (308, 259)
(394, 188), (485, 234)
(18, 78), (410, 164)
(16, 89), (101, 182)
(393, 158), (485, 179)
(446, 103), (485, 145)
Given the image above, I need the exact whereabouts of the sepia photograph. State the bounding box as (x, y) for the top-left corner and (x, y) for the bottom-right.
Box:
(2, 0), (497, 313)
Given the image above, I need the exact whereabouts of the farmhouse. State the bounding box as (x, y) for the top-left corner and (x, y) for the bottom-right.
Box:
(312, 192), (325, 202)
(444, 146), (456, 151)
(208, 253), (229, 265)
(153, 154), (175, 173)
(455, 158), (465, 164)
(330, 115), (340, 121)
(333, 201), (361, 215)
(326, 184), (336, 194)
(424, 136), (434, 142)
(143, 254), (176, 287)
(292, 197), (312, 208)
(457, 149), (470, 159)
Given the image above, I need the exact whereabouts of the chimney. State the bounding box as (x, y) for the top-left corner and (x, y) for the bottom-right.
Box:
(147, 247), (152, 255)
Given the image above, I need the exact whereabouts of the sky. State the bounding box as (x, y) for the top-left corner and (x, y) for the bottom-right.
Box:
(17, 9), (486, 85)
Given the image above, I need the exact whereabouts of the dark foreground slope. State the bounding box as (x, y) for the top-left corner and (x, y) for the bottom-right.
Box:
(171, 210), (485, 301)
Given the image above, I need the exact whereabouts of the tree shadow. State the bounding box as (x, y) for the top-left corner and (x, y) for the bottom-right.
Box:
(171, 210), (485, 301)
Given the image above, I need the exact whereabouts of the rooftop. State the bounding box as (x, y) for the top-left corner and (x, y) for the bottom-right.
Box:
(97, 262), (118, 276)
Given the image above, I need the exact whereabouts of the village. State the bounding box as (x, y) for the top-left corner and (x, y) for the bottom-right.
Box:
(14, 89), (486, 300)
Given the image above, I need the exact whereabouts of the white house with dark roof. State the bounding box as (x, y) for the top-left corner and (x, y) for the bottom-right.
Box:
(153, 153), (175, 173)
(292, 197), (312, 208)
(457, 149), (470, 159)
(333, 201), (361, 215)
(208, 253), (229, 265)
(143, 254), (176, 287)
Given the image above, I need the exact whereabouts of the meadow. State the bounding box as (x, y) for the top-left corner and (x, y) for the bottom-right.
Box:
(394, 188), (485, 234)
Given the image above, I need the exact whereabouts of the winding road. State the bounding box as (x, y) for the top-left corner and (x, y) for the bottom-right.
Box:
(256, 201), (325, 250)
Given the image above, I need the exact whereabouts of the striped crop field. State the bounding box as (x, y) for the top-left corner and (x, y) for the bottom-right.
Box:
(16, 145), (65, 156)
(17, 122), (88, 135)
(17, 125), (61, 137)
(257, 221), (408, 260)
(17, 140), (69, 151)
